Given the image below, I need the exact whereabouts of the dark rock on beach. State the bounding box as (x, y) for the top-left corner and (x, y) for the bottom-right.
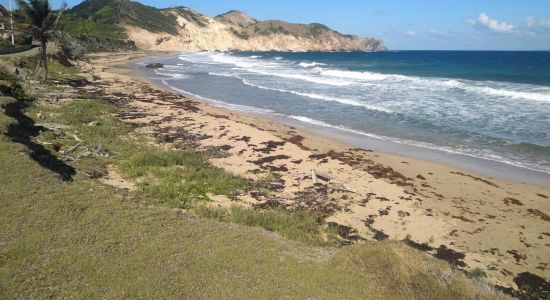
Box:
(146, 63), (164, 69)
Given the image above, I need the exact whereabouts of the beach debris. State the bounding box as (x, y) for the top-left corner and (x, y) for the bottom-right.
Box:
(342, 184), (357, 194)
(378, 207), (391, 216)
(86, 145), (111, 158)
(327, 222), (364, 244)
(72, 134), (82, 143)
(314, 170), (334, 181)
(293, 173), (310, 181)
(450, 171), (499, 188)
(253, 140), (286, 153)
(513, 272), (550, 299)
(526, 209), (550, 222)
(360, 193), (376, 206)
(61, 143), (81, 155)
(249, 155), (290, 165)
(434, 246), (467, 268)
(372, 230), (389, 241)
(311, 169), (318, 184)
(503, 197), (524, 206)
(397, 210), (411, 217)
(36, 139), (53, 145)
(507, 250), (527, 263)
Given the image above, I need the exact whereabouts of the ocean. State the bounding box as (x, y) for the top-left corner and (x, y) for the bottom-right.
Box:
(137, 51), (550, 183)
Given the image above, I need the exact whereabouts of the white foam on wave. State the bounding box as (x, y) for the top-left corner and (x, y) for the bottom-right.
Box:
(207, 71), (391, 113)
(298, 61), (326, 68)
(274, 57), (283, 61)
(287, 115), (550, 174)
(254, 70), (352, 86)
(181, 52), (550, 104)
(320, 69), (394, 81)
(160, 80), (273, 114)
(240, 78), (392, 113)
(210, 53), (351, 86)
(208, 72), (235, 78)
(474, 87), (550, 103)
(154, 70), (190, 79)
(320, 68), (550, 103)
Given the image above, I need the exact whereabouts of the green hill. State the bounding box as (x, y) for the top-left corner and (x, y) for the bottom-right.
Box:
(60, 0), (178, 39)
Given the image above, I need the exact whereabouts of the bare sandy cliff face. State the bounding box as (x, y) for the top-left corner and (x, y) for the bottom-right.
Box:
(125, 8), (386, 52)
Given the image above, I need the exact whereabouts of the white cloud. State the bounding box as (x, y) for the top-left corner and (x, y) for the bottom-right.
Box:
(404, 30), (416, 37)
(525, 16), (550, 28)
(469, 13), (514, 33)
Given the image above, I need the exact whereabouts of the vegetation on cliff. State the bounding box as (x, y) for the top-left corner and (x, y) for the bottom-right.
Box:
(59, 0), (178, 38)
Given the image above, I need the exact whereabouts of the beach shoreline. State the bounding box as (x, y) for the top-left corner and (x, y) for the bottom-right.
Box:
(84, 51), (549, 291)
(132, 51), (550, 189)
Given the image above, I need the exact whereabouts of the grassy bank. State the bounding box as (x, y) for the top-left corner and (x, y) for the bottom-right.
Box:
(0, 60), (503, 299)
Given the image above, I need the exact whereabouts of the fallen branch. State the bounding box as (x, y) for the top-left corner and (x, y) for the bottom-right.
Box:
(63, 143), (81, 155)
(77, 170), (93, 178)
(62, 155), (79, 162)
(36, 139), (53, 145)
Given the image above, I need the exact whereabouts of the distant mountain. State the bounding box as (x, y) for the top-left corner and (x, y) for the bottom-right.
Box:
(60, 0), (386, 52)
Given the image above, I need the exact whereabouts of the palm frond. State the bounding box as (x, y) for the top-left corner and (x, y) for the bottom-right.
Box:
(16, 0), (65, 41)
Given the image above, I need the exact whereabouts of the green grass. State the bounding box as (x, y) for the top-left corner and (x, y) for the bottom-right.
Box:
(45, 60), (83, 80)
(0, 138), (502, 299)
(0, 62), (506, 299)
(0, 96), (18, 133)
(196, 206), (337, 246)
(0, 68), (33, 103)
(119, 150), (248, 208)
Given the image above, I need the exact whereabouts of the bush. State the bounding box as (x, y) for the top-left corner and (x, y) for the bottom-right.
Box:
(466, 268), (487, 280)
(0, 67), (33, 102)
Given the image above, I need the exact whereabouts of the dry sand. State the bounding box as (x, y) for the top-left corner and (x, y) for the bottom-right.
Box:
(74, 51), (549, 293)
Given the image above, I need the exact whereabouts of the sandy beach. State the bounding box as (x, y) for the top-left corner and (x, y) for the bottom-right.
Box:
(76, 51), (549, 292)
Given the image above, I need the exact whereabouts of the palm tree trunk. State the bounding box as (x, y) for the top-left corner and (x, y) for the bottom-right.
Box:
(41, 41), (48, 81)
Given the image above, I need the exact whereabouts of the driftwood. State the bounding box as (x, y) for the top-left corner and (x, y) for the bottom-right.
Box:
(293, 173), (309, 180)
(62, 143), (81, 155)
(77, 170), (93, 178)
(314, 169), (333, 181)
(62, 155), (79, 162)
(36, 139), (53, 145)
(311, 170), (318, 184)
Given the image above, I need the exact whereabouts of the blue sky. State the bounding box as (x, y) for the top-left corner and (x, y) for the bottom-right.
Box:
(4, 0), (550, 50)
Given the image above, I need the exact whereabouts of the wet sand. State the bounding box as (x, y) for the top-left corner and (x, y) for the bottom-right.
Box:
(78, 51), (549, 293)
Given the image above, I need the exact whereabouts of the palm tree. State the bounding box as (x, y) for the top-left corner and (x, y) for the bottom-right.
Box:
(16, 0), (66, 80)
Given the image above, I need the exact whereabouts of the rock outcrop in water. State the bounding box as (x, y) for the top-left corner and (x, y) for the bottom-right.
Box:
(61, 0), (386, 52)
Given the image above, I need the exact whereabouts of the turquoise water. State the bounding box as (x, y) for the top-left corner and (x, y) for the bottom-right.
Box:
(139, 51), (550, 175)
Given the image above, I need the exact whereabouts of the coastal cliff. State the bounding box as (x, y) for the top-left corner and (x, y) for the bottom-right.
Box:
(60, 0), (386, 52)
